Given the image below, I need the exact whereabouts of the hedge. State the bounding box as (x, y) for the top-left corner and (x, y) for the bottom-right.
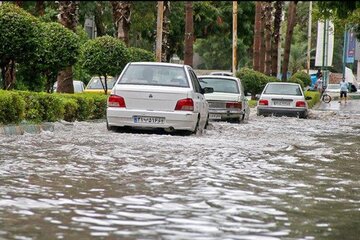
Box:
(0, 90), (108, 125)
(289, 71), (312, 88)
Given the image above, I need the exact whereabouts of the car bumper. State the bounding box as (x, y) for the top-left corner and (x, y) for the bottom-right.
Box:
(106, 108), (198, 131)
(208, 108), (244, 120)
(257, 107), (307, 118)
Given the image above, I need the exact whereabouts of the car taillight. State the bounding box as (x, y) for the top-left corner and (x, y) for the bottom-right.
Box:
(259, 99), (268, 105)
(296, 101), (306, 107)
(175, 98), (194, 111)
(226, 102), (242, 109)
(108, 95), (126, 108)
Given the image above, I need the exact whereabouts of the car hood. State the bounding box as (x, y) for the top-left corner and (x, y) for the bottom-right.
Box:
(204, 92), (241, 102)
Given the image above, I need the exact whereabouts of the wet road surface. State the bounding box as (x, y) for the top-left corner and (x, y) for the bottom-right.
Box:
(0, 108), (359, 240)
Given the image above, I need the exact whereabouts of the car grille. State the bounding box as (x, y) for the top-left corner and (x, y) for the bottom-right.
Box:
(208, 101), (226, 109)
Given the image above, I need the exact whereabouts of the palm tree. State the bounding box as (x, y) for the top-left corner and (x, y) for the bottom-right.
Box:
(281, 1), (298, 81)
(111, 1), (131, 46)
(184, 1), (193, 66)
(161, 1), (170, 62)
(271, 1), (283, 77)
(259, 2), (265, 73)
(35, 1), (45, 16)
(264, 1), (272, 75)
(56, 1), (78, 93)
(253, 1), (262, 72)
(289, 43), (307, 74)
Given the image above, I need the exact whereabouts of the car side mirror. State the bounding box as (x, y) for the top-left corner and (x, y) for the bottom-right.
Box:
(202, 87), (214, 94)
(305, 96), (312, 100)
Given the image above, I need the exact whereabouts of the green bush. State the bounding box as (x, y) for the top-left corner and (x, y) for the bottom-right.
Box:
(128, 47), (155, 62)
(305, 90), (320, 109)
(289, 77), (305, 89)
(61, 98), (79, 122)
(86, 93), (108, 120)
(0, 90), (25, 124)
(289, 71), (311, 88)
(236, 68), (278, 99)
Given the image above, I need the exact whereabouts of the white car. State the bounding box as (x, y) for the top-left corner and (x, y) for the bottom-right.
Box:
(257, 82), (309, 118)
(198, 75), (250, 123)
(106, 62), (213, 135)
(53, 80), (85, 93)
(209, 71), (234, 77)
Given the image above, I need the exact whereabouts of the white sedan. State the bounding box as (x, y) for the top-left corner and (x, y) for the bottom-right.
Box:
(106, 62), (213, 135)
(198, 75), (250, 123)
(257, 82), (309, 118)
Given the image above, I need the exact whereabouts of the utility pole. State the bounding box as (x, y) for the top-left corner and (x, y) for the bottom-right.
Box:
(232, 1), (238, 74)
(184, 1), (193, 66)
(307, 1), (312, 74)
(156, 1), (164, 62)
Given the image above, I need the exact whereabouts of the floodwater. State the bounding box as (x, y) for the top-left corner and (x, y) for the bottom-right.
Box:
(0, 109), (359, 240)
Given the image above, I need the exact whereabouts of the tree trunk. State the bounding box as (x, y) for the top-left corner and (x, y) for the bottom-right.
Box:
(94, 1), (105, 37)
(56, 1), (78, 93)
(271, 1), (283, 77)
(281, 1), (298, 81)
(252, 1), (262, 72)
(184, 1), (193, 67)
(3, 60), (16, 90)
(264, 2), (272, 76)
(259, 2), (265, 73)
(35, 1), (45, 16)
(15, 1), (23, 7)
(161, 1), (170, 62)
(111, 1), (131, 46)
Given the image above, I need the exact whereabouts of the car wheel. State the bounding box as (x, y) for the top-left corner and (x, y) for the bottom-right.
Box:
(106, 120), (117, 131)
(193, 115), (202, 136)
(204, 114), (209, 129)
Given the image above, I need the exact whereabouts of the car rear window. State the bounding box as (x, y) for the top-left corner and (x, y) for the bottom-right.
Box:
(264, 84), (302, 96)
(199, 78), (239, 94)
(87, 77), (116, 89)
(118, 65), (189, 87)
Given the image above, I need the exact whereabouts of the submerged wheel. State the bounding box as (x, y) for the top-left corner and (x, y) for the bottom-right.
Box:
(322, 94), (332, 103)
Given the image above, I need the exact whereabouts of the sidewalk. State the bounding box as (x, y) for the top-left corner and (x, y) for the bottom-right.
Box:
(0, 122), (54, 136)
(315, 97), (360, 115)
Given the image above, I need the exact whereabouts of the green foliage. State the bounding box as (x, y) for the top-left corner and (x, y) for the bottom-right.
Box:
(0, 3), (39, 67)
(289, 77), (305, 89)
(236, 68), (279, 98)
(0, 91), (108, 124)
(305, 90), (320, 109)
(80, 36), (131, 80)
(128, 47), (155, 62)
(289, 71), (312, 87)
(0, 90), (25, 124)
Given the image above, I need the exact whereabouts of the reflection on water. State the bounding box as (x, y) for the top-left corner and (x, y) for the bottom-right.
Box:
(0, 110), (359, 239)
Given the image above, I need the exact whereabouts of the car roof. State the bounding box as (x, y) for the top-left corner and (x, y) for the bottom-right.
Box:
(197, 75), (239, 81)
(129, 62), (189, 68)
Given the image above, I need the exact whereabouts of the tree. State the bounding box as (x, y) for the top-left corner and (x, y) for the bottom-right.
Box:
(161, 1), (171, 62)
(38, 22), (80, 92)
(271, 1), (283, 77)
(184, 1), (194, 66)
(0, 3), (39, 90)
(128, 47), (155, 62)
(282, 1), (298, 81)
(264, 1), (272, 75)
(111, 1), (131, 46)
(80, 36), (130, 94)
(253, 1), (262, 72)
(35, 1), (45, 16)
(259, 2), (265, 73)
(56, 1), (78, 94)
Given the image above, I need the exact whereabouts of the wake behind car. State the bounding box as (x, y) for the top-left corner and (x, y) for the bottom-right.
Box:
(198, 75), (250, 123)
(257, 82), (309, 118)
(106, 62), (213, 135)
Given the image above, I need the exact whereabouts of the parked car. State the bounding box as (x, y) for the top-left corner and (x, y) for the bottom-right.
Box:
(257, 82), (309, 118)
(84, 76), (116, 94)
(210, 71), (234, 77)
(198, 75), (250, 123)
(106, 62), (214, 135)
(53, 80), (85, 93)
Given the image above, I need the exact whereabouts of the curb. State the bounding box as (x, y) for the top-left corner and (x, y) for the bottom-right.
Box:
(0, 122), (55, 136)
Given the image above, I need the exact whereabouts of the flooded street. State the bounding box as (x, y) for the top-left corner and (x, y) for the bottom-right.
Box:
(0, 109), (359, 240)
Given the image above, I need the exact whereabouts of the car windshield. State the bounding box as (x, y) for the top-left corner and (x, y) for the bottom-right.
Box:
(199, 78), (239, 94)
(87, 77), (116, 89)
(118, 65), (189, 87)
(264, 84), (302, 96)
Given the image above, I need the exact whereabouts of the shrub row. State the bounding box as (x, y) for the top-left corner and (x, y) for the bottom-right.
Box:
(0, 90), (108, 125)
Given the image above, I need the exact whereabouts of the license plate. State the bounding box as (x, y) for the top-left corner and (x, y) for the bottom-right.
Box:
(209, 114), (221, 120)
(273, 100), (291, 106)
(133, 116), (165, 124)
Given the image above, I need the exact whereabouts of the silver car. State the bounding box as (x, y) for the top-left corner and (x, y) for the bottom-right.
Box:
(257, 82), (309, 118)
(198, 75), (250, 123)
